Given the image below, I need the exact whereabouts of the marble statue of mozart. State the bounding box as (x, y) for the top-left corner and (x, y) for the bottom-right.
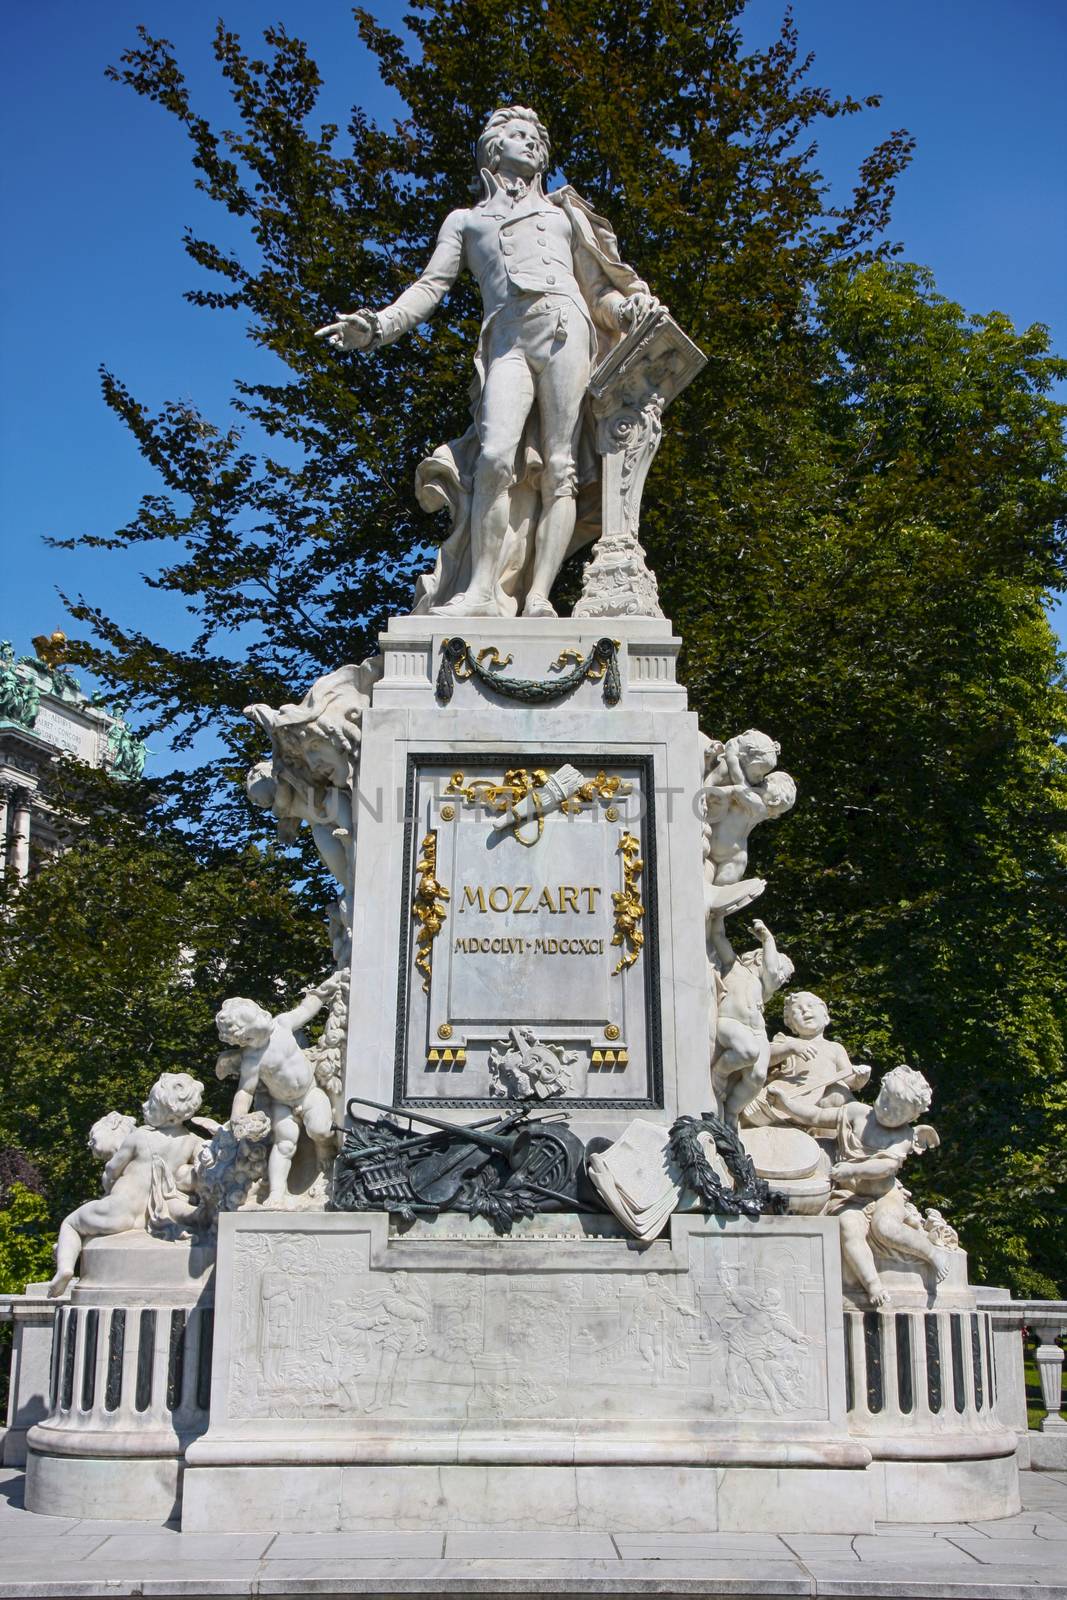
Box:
(317, 105), (661, 618)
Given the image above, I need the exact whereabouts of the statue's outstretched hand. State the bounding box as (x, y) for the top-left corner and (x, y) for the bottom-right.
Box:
(315, 310), (379, 352)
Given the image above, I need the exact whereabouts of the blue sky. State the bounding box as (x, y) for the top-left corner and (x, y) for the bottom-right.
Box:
(2, 0), (1065, 761)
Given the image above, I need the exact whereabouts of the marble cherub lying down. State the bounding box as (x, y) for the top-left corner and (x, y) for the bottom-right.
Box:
(48, 1073), (208, 1298)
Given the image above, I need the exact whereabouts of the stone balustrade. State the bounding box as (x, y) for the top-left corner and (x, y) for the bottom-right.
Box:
(0, 1285), (62, 1466)
(975, 1289), (1067, 1470)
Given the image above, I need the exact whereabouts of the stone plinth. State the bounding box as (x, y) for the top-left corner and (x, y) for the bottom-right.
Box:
(344, 615), (711, 1145)
(182, 1209), (876, 1533)
(25, 1233), (215, 1521)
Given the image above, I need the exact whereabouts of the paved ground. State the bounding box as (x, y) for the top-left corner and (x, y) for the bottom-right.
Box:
(2, 1467), (1066, 1598)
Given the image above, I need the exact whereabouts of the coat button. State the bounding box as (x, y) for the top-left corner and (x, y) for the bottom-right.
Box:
(546, 275), (556, 284)
(542, 255), (552, 264)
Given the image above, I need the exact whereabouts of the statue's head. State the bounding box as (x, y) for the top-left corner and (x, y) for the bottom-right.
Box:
(762, 769), (796, 817)
(782, 991), (829, 1039)
(143, 1071), (204, 1128)
(216, 996), (273, 1048)
(245, 759), (277, 811)
(88, 1110), (136, 1161)
(734, 729), (780, 784)
(874, 1063), (932, 1127)
(477, 106), (551, 178)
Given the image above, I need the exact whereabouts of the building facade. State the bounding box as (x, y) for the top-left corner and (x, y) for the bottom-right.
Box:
(0, 636), (147, 883)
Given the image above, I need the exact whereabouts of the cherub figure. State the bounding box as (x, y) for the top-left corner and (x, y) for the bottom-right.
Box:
(709, 917), (795, 1127)
(244, 657), (381, 914)
(701, 731), (796, 919)
(806, 1064), (950, 1307)
(48, 1077), (205, 1298)
(215, 976), (343, 1207)
(742, 991), (871, 1129)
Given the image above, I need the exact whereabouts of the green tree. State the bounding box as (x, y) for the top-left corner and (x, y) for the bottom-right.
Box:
(0, 1154), (54, 1296)
(0, 775), (329, 1235)
(39, 0), (1067, 1292)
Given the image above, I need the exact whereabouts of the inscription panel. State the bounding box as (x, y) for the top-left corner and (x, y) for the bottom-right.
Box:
(222, 1219), (836, 1435)
(33, 705), (101, 763)
(394, 754), (660, 1108)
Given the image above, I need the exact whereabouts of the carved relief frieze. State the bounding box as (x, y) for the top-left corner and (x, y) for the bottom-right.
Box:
(225, 1226), (829, 1428)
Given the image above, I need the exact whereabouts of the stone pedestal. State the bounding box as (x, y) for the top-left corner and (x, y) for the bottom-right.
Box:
(182, 1210), (876, 1533)
(25, 1233), (215, 1521)
(345, 615), (711, 1146)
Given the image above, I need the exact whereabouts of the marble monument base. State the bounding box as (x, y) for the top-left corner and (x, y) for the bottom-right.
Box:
(182, 1210), (877, 1533)
(25, 1233), (214, 1522)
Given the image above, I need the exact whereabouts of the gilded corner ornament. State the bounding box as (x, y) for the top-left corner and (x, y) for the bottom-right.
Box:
(412, 831), (449, 992)
(611, 830), (645, 974)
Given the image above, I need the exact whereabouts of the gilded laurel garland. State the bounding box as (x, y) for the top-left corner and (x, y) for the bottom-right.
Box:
(611, 830), (646, 974)
(411, 831), (450, 992)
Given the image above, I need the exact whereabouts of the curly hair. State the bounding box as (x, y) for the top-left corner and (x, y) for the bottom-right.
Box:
(146, 1072), (205, 1123)
(89, 1111), (136, 1157)
(735, 729), (781, 768)
(782, 991), (829, 1032)
(476, 106), (551, 175)
(763, 769), (797, 816)
(216, 997), (272, 1040)
(879, 1063), (932, 1118)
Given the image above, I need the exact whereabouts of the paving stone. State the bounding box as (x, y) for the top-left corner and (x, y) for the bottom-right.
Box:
(1024, 1480), (1067, 1504)
(0, 1509), (81, 1534)
(0, 1533), (111, 1560)
(123, 1584), (254, 1599)
(852, 1534), (982, 1564)
(0, 1462), (1065, 1598)
(779, 1533), (861, 1560)
(62, 1523), (178, 1536)
(943, 1535), (1067, 1567)
(445, 1528), (619, 1558)
(973, 1515), (1067, 1540)
(872, 1522), (983, 1537)
(82, 1530), (275, 1561)
(808, 1568), (1067, 1600)
(254, 1558), (816, 1593)
(611, 1532), (789, 1558)
(268, 1529), (445, 1558)
(0, 1560), (260, 1593)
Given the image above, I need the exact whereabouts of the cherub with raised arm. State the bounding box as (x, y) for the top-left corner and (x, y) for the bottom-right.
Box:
(709, 916), (795, 1127)
(215, 974), (344, 1207)
(805, 1064), (950, 1307)
(700, 731), (796, 918)
(48, 1078), (205, 1298)
(742, 991), (871, 1130)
